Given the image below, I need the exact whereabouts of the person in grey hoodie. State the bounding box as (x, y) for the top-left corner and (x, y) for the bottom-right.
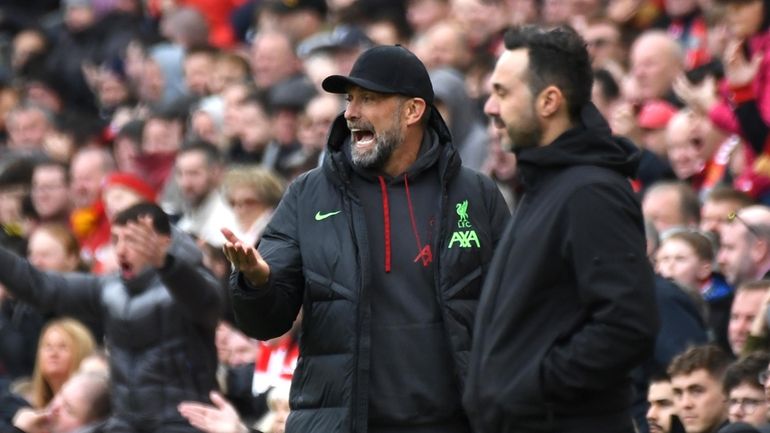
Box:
(429, 67), (489, 171)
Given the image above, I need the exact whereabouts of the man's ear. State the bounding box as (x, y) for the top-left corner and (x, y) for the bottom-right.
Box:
(404, 98), (427, 126)
(537, 85), (564, 118)
(752, 237), (770, 263)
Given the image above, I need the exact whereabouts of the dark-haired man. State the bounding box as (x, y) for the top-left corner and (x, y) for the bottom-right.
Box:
(464, 25), (658, 433)
(668, 345), (730, 433)
(0, 202), (222, 432)
(723, 352), (770, 428)
(175, 140), (237, 247)
(648, 374), (685, 433)
(183, 45), (219, 97)
(222, 44), (510, 433)
(30, 160), (71, 225)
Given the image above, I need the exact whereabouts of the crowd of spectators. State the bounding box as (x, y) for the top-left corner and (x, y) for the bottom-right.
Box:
(4, 0), (770, 432)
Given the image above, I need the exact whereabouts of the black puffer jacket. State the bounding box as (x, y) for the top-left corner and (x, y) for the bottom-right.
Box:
(464, 104), (659, 433)
(231, 109), (510, 433)
(0, 229), (221, 432)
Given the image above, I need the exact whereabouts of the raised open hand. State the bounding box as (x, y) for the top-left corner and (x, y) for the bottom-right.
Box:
(724, 39), (763, 88)
(221, 228), (270, 286)
(125, 215), (172, 269)
(178, 391), (249, 433)
(673, 74), (717, 115)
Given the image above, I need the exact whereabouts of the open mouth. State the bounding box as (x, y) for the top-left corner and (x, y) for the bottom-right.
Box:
(119, 261), (135, 278)
(351, 128), (375, 147)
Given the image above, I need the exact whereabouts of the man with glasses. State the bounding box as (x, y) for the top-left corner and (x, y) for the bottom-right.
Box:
(669, 345), (730, 433)
(30, 160), (71, 226)
(724, 352), (770, 428)
(717, 206), (770, 288)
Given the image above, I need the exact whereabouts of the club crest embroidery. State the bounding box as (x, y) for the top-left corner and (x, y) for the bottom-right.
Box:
(449, 200), (480, 248)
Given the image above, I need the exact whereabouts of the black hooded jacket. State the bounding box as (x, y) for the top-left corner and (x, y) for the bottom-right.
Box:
(0, 228), (222, 432)
(231, 109), (510, 433)
(464, 104), (659, 433)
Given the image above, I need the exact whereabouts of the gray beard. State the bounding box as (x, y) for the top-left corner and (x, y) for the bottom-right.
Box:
(349, 100), (407, 170)
(351, 128), (403, 170)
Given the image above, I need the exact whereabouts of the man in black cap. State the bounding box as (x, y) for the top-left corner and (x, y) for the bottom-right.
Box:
(259, 0), (327, 43)
(221, 45), (510, 433)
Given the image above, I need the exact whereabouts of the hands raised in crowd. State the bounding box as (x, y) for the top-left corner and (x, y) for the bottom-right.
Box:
(178, 391), (249, 433)
(124, 215), (172, 269)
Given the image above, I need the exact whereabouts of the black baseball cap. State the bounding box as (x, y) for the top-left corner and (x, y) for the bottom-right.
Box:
(322, 45), (434, 104)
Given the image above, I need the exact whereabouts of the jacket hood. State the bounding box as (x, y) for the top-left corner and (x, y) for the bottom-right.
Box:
(516, 103), (641, 179)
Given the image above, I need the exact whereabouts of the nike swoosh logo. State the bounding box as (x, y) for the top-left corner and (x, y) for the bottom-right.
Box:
(315, 210), (342, 221)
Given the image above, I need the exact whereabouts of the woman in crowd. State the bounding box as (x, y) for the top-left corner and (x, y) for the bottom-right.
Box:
(222, 166), (285, 246)
(29, 318), (96, 409)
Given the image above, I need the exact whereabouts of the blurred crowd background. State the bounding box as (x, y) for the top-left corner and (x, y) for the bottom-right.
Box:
(2, 0), (770, 432)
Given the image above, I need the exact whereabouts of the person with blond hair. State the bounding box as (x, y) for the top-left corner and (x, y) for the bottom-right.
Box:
(30, 318), (96, 409)
(222, 166), (285, 246)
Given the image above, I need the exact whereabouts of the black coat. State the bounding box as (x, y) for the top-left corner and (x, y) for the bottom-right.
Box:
(0, 229), (222, 432)
(231, 110), (510, 433)
(464, 104), (659, 433)
(632, 276), (708, 433)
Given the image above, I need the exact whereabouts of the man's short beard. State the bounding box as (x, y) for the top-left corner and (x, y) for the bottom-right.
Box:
(350, 101), (406, 170)
(351, 127), (403, 169)
(508, 121), (543, 151)
(507, 98), (543, 151)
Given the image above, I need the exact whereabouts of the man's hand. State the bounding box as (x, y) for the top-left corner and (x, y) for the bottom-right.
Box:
(672, 74), (717, 116)
(724, 39), (763, 88)
(609, 101), (641, 142)
(13, 407), (50, 433)
(126, 215), (172, 269)
(750, 289), (770, 338)
(178, 391), (249, 433)
(221, 228), (270, 286)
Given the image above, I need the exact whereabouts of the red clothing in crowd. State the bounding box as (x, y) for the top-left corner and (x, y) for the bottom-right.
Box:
(148, 0), (247, 48)
(252, 335), (299, 395)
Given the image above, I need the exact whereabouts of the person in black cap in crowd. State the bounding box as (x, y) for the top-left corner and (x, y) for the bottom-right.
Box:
(297, 24), (374, 76)
(464, 25), (659, 433)
(262, 77), (318, 179)
(221, 44), (510, 433)
(258, 0), (328, 43)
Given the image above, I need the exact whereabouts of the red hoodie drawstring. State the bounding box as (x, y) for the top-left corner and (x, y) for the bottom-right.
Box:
(378, 176), (392, 273)
(378, 175), (432, 273)
(405, 175), (432, 267)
